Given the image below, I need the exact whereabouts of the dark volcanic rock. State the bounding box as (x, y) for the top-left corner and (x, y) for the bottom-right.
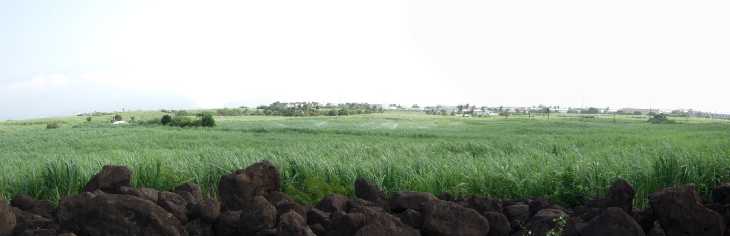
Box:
(649, 185), (725, 236)
(422, 200), (490, 236)
(0, 200), (16, 236)
(354, 178), (388, 208)
(578, 207), (645, 236)
(157, 191), (189, 223)
(57, 192), (186, 236)
(218, 160), (281, 211)
(587, 179), (635, 214)
(390, 192), (438, 212)
(326, 212), (367, 236)
(316, 194), (349, 213)
(526, 208), (568, 236)
(239, 196), (277, 234)
(504, 203), (530, 229)
(174, 182), (204, 206)
(10, 195), (56, 219)
(458, 196), (503, 214)
(214, 210), (241, 236)
(185, 219), (214, 236)
(276, 211), (316, 236)
(397, 209), (423, 229)
(306, 208), (331, 229)
(193, 199), (221, 224)
(712, 183), (730, 205)
(10, 208), (57, 235)
(119, 187), (159, 203)
(83, 165), (132, 194)
(483, 211), (510, 236)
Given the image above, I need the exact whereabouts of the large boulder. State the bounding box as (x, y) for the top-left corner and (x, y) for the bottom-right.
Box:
(57, 192), (186, 236)
(503, 203), (530, 230)
(119, 187), (159, 203)
(390, 192), (438, 212)
(458, 196), (503, 214)
(239, 196), (277, 234)
(526, 208), (568, 236)
(578, 207), (645, 236)
(186, 219), (214, 236)
(192, 199), (221, 224)
(157, 191), (189, 223)
(306, 208), (331, 230)
(218, 161), (281, 211)
(174, 182), (203, 206)
(0, 200), (16, 236)
(422, 200), (490, 236)
(649, 185), (725, 236)
(10, 208), (58, 235)
(214, 211), (241, 236)
(277, 211), (316, 236)
(483, 211), (510, 236)
(712, 183), (730, 205)
(83, 165), (132, 194)
(354, 178), (388, 208)
(398, 209), (424, 229)
(316, 194), (350, 213)
(326, 212), (367, 236)
(10, 195), (56, 219)
(586, 179), (635, 214)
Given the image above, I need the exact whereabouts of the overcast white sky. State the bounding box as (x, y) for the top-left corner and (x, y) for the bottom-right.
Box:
(1, 0), (729, 120)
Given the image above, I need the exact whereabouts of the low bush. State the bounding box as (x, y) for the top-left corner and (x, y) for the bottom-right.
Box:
(46, 122), (62, 129)
(199, 113), (216, 127)
(160, 115), (172, 125)
(648, 114), (675, 124)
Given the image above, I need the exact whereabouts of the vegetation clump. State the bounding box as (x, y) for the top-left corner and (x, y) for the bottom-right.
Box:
(46, 122), (61, 129)
(160, 113), (216, 128)
(648, 114), (675, 124)
(160, 114), (172, 125)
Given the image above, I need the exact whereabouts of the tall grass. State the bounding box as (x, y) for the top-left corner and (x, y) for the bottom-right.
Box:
(1, 112), (729, 208)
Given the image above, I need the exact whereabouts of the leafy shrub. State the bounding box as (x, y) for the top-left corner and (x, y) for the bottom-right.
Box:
(46, 122), (61, 129)
(113, 114), (123, 122)
(648, 114), (675, 124)
(160, 115), (172, 125)
(85, 117), (92, 122)
(199, 113), (216, 127)
(170, 116), (196, 127)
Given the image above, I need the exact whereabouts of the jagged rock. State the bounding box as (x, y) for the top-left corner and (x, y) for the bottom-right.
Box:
(354, 178), (388, 208)
(218, 161), (281, 211)
(528, 198), (553, 217)
(578, 207), (645, 236)
(458, 196), (503, 214)
(526, 208), (568, 236)
(650, 185), (725, 236)
(186, 219), (215, 236)
(316, 194), (349, 213)
(325, 212), (367, 236)
(239, 196), (277, 234)
(276, 200), (307, 221)
(0, 200), (16, 236)
(193, 199), (221, 224)
(157, 191), (188, 223)
(422, 200), (490, 236)
(587, 179), (635, 214)
(119, 187), (159, 202)
(712, 183), (730, 205)
(214, 210), (241, 236)
(174, 182), (204, 206)
(390, 192), (438, 212)
(10, 195), (55, 219)
(83, 165), (132, 194)
(648, 221), (666, 236)
(277, 211), (316, 236)
(11, 208), (57, 235)
(57, 192), (186, 236)
(398, 209), (423, 229)
(483, 211), (510, 236)
(306, 208), (331, 229)
(504, 203), (530, 230)
(354, 214), (421, 236)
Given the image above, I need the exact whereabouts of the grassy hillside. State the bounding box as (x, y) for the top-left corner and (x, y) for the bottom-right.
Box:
(1, 111), (729, 207)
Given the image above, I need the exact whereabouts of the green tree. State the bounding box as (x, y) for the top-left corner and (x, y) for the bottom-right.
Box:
(160, 115), (172, 125)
